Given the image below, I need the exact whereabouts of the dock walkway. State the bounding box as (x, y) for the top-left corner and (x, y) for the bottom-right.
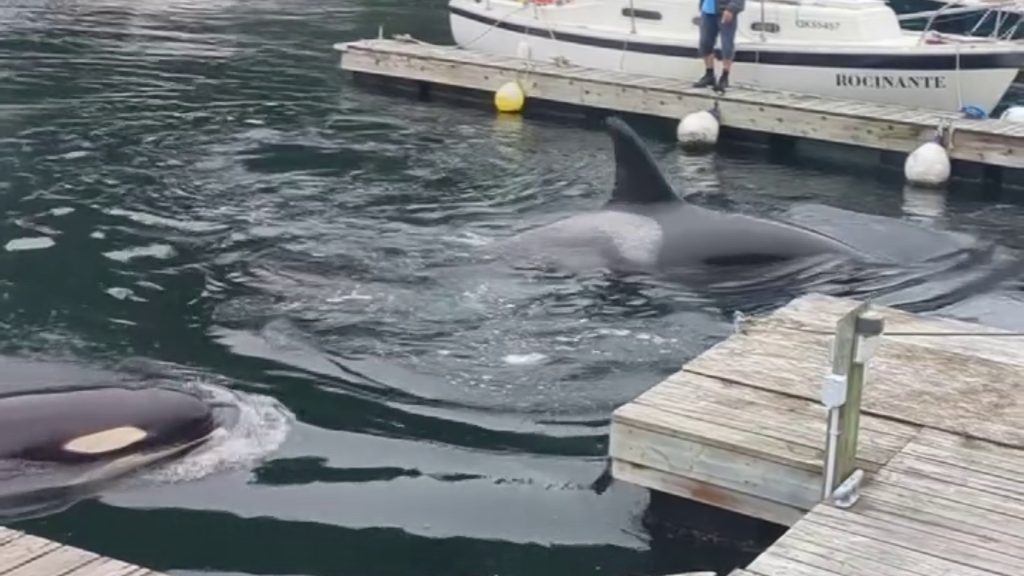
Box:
(611, 293), (1024, 576)
(335, 38), (1024, 171)
(0, 527), (163, 576)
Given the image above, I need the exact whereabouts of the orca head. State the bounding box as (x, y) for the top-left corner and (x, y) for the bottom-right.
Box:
(604, 116), (684, 207)
(0, 386), (217, 464)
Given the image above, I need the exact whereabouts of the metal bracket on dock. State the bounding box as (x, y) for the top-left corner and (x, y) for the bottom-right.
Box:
(829, 468), (864, 509)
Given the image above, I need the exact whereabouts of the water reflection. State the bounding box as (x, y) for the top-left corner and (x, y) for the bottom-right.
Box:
(902, 184), (948, 226)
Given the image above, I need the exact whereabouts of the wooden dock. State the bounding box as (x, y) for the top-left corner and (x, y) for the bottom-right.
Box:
(0, 527), (162, 576)
(610, 292), (1024, 576)
(334, 38), (1024, 172)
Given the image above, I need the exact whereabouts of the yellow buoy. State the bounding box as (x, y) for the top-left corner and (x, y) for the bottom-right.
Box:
(494, 81), (525, 114)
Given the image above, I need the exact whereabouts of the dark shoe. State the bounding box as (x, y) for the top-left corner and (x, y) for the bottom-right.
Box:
(692, 73), (715, 88)
(713, 74), (729, 93)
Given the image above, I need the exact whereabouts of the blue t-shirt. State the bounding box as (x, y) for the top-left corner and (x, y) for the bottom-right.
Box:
(701, 0), (716, 14)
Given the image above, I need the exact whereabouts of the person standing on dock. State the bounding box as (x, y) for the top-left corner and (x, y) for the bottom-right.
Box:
(693, 0), (744, 92)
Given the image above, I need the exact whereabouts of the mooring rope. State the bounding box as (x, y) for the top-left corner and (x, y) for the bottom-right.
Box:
(459, 2), (533, 48)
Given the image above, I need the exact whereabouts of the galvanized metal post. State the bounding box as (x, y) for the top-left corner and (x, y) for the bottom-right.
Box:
(821, 303), (884, 507)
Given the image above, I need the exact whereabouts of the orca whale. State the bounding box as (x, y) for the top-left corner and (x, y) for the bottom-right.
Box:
(0, 382), (220, 521)
(496, 116), (865, 276)
(0, 386), (216, 464)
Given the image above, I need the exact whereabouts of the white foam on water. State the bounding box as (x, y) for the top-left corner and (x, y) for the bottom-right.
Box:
(325, 289), (373, 303)
(105, 207), (227, 233)
(106, 287), (138, 301)
(5, 237), (55, 252)
(138, 381), (295, 484)
(102, 243), (176, 263)
(503, 352), (548, 365)
(443, 230), (494, 247)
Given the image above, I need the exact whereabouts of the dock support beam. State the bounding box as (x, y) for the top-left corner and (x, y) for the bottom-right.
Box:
(821, 304), (884, 506)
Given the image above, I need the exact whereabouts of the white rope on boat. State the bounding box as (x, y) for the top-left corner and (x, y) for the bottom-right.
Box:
(530, 2), (569, 66)
(936, 118), (958, 152)
(459, 2), (533, 49)
(615, 0), (637, 71)
(954, 40), (963, 114)
(533, 5), (560, 47)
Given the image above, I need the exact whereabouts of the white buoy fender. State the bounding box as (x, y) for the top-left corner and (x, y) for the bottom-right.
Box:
(904, 141), (950, 188)
(676, 110), (719, 151)
(1000, 106), (1024, 122)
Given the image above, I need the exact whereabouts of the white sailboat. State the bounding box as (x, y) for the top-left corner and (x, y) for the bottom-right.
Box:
(448, 0), (1024, 113)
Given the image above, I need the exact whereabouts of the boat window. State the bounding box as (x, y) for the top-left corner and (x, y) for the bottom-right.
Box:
(622, 7), (662, 20)
(751, 21), (780, 33)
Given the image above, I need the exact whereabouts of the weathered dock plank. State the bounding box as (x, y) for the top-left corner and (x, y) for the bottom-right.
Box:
(609, 290), (1024, 576)
(61, 558), (150, 576)
(610, 369), (921, 525)
(0, 533), (60, 573)
(683, 295), (1024, 447)
(744, 429), (1024, 576)
(2, 546), (101, 576)
(761, 293), (1024, 367)
(0, 528), (162, 576)
(335, 38), (1024, 170)
(0, 530), (19, 548)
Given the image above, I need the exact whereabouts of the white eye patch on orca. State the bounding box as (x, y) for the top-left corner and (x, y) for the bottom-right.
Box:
(62, 426), (148, 455)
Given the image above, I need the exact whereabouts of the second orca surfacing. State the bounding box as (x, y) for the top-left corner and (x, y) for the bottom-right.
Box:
(495, 116), (866, 280)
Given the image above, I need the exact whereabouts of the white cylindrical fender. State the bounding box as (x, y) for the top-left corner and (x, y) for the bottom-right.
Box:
(1000, 106), (1024, 122)
(904, 141), (950, 188)
(676, 110), (719, 152)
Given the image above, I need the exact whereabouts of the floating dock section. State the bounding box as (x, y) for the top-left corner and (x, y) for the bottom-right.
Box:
(0, 527), (163, 576)
(335, 38), (1024, 172)
(611, 292), (1024, 576)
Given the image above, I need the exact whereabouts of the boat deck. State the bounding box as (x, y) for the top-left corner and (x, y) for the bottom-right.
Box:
(336, 38), (1024, 171)
(611, 292), (1024, 575)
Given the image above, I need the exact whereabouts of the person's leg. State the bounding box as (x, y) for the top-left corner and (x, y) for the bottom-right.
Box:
(693, 13), (718, 88)
(715, 13), (737, 92)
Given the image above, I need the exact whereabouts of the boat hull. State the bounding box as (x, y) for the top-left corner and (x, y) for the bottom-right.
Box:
(449, 1), (1022, 113)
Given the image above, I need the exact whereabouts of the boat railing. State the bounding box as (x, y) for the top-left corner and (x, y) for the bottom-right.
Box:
(904, 0), (1024, 40)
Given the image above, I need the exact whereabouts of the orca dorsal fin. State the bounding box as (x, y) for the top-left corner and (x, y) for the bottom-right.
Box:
(605, 116), (682, 205)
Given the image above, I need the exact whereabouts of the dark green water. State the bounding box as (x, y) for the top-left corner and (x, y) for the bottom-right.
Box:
(4, 0), (1024, 575)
